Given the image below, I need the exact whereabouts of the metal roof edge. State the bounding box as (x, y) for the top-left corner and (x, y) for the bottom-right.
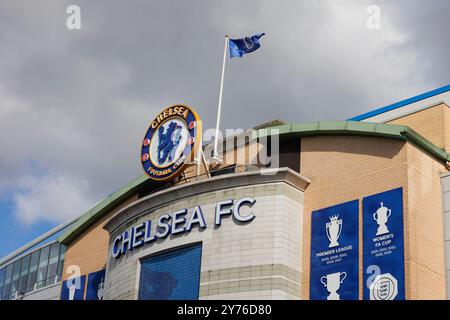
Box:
(348, 85), (450, 121)
(401, 127), (450, 162)
(254, 121), (406, 140)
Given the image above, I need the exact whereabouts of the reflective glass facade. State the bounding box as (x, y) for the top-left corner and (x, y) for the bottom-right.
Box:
(0, 242), (66, 300)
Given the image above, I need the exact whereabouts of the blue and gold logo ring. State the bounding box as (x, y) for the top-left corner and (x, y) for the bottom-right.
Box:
(140, 104), (202, 182)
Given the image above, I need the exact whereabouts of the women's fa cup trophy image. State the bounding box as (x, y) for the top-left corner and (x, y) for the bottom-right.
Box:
(373, 202), (392, 235)
(326, 215), (342, 248)
(320, 272), (347, 300)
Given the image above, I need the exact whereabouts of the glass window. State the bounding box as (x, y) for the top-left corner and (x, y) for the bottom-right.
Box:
(26, 250), (40, 293)
(0, 268), (6, 300)
(36, 246), (50, 290)
(9, 260), (22, 298)
(2, 264), (13, 300)
(18, 255), (31, 294)
(45, 243), (60, 286)
(56, 245), (66, 283)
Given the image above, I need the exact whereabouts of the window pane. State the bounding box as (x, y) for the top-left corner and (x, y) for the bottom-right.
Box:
(0, 268), (6, 300)
(2, 264), (13, 300)
(10, 260), (22, 298)
(56, 245), (66, 283)
(18, 255), (31, 294)
(45, 243), (60, 286)
(26, 251), (40, 293)
(36, 246), (50, 289)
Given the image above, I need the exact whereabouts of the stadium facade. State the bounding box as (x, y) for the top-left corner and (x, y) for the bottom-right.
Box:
(1, 85), (450, 300)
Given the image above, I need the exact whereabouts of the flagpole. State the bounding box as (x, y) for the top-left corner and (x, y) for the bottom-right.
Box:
(212, 35), (229, 162)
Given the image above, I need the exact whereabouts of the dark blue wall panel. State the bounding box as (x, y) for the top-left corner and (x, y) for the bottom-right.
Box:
(363, 187), (405, 300)
(138, 243), (202, 300)
(310, 200), (359, 300)
(86, 269), (106, 300)
(60, 275), (86, 300)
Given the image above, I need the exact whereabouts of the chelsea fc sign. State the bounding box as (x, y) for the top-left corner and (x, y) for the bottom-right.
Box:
(141, 104), (201, 181)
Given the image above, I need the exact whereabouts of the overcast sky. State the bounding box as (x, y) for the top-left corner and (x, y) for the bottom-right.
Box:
(0, 0), (449, 257)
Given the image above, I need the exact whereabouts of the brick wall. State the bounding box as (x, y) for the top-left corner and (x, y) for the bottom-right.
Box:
(405, 143), (446, 299)
(388, 103), (450, 151)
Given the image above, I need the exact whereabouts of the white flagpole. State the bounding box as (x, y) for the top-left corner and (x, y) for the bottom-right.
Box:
(212, 35), (229, 162)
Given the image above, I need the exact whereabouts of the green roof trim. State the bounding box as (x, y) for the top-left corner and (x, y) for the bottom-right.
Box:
(254, 121), (407, 139)
(58, 174), (149, 246)
(58, 121), (450, 246)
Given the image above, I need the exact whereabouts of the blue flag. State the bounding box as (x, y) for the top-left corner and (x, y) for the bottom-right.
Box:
(229, 33), (265, 58)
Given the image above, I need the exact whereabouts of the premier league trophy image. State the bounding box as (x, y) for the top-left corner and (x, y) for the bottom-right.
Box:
(326, 215), (343, 248)
(373, 202), (392, 235)
(320, 272), (347, 300)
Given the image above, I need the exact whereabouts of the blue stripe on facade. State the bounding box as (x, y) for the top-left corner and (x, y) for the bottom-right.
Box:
(348, 85), (450, 121)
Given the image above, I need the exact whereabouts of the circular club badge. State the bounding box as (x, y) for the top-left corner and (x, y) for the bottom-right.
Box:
(141, 104), (201, 181)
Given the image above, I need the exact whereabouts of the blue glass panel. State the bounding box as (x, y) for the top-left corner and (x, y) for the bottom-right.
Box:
(138, 243), (202, 300)
(0, 268), (5, 300)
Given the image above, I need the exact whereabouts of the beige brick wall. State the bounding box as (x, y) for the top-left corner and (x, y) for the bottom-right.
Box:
(388, 103), (450, 151)
(443, 106), (450, 153)
(300, 135), (447, 300)
(405, 143), (447, 299)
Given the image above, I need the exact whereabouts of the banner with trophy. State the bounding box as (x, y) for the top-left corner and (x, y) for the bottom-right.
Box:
(86, 269), (106, 300)
(60, 275), (86, 300)
(310, 200), (359, 300)
(363, 187), (405, 300)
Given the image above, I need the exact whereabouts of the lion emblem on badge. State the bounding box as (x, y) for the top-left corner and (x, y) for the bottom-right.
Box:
(157, 121), (183, 165)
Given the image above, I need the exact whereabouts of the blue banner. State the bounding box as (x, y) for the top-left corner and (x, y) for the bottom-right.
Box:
(363, 187), (405, 300)
(60, 275), (86, 300)
(310, 200), (359, 300)
(86, 269), (106, 300)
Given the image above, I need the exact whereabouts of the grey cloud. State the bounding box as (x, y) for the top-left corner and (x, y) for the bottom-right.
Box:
(0, 0), (448, 226)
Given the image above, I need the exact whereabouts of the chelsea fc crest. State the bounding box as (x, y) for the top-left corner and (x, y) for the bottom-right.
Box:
(141, 104), (201, 181)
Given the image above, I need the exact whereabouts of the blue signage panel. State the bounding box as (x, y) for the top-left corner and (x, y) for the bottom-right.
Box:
(363, 187), (405, 300)
(60, 275), (86, 300)
(86, 269), (106, 300)
(310, 200), (359, 300)
(138, 243), (202, 300)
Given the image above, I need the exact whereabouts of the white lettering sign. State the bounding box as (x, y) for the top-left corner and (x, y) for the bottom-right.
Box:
(111, 197), (256, 258)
